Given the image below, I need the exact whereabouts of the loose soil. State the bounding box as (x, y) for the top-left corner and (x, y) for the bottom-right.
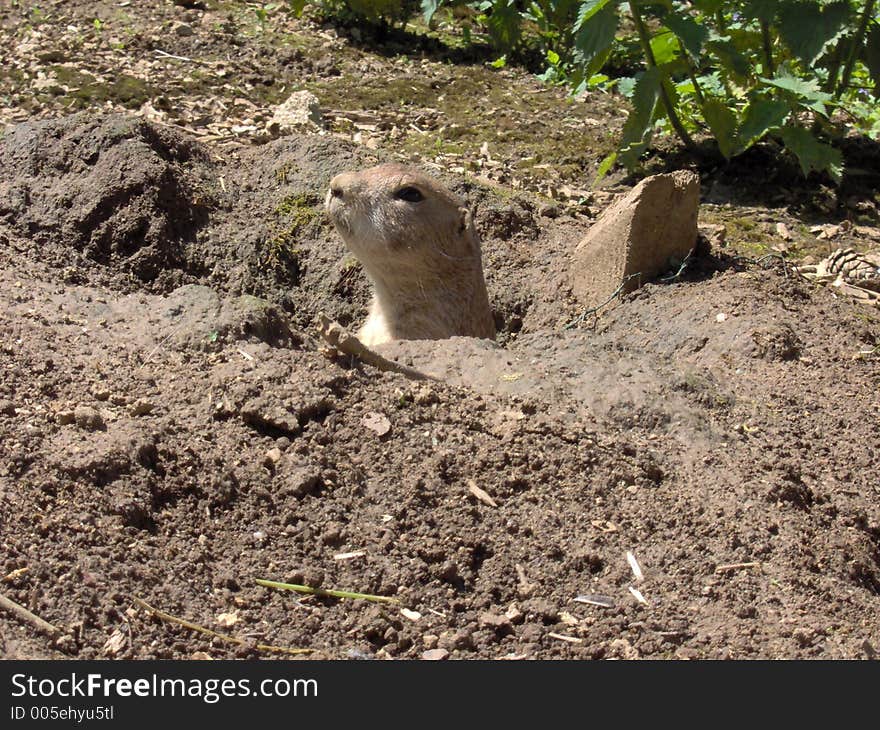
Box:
(0, 1), (878, 660)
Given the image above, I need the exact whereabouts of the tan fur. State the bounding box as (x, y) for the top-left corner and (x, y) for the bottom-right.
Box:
(325, 163), (495, 346)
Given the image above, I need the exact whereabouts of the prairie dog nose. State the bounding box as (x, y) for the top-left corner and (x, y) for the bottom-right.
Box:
(329, 177), (345, 199)
(328, 171), (359, 202)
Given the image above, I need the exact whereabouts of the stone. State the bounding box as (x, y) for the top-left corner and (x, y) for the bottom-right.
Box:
(74, 406), (105, 431)
(269, 91), (323, 135)
(569, 171), (700, 309)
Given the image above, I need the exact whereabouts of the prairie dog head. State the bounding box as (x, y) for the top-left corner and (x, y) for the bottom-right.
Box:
(324, 162), (495, 346)
(325, 163), (479, 279)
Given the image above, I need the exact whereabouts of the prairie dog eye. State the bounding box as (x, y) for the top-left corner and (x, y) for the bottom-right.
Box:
(394, 186), (424, 203)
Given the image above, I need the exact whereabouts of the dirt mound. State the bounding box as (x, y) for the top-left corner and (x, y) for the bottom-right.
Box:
(1, 111), (878, 661)
(0, 113), (213, 287)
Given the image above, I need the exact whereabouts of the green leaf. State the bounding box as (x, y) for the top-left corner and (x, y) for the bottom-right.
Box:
(490, 54), (507, 68)
(778, 125), (844, 183)
(593, 151), (618, 185)
(288, 0), (307, 16)
(743, 0), (780, 23)
(691, 0), (724, 13)
(576, 0), (613, 27)
(486, 0), (521, 53)
(421, 0), (440, 23)
(761, 73), (832, 115)
(663, 10), (708, 59)
(573, 2), (619, 67)
(702, 97), (738, 158)
(547, 49), (560, 65)
(707, 39), (752, 82)
(736, 98), (790, 149)
(650, 29), (680, 65)
(617, 67), (663, 170)
(865, 23), (880, 97)
(776, 0), (851, 65)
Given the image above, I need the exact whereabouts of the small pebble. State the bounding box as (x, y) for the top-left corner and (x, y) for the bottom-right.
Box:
(129, 399), (154, 416)
(56, 410), (76, 425)
(264, 448), (282, 468)
(421, 648), (449, 661)
(0, 399), (15, 416)
(74, 406), (104, 431)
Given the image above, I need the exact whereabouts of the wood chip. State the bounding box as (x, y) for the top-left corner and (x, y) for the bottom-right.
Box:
(466, 479), (497, 507)
(714, 561), (761, 574)
(628, 586), (648, 605)
(591, 520), (618, 533)
(333, 550), (366, 561)
(548, 632), (583, 644)
(101, 628), (128, 657)
(2, 567), (29, 582)
(215, 611), (238, 628)
(573, 593), (615, 608)
(626, 551), (644, 582)
(400, 608), (421, 621)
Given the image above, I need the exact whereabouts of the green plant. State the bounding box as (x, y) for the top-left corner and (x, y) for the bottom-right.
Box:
(421, 0), (880, 184)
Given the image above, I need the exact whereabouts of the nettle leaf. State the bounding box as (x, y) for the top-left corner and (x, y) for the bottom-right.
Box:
(421, 0), (441, 23)
(737, 98), (790, 149)
(761, 73), (832, 114)
(618, 66), (664, 170)
(743, 0), (780, 23)
(702, 97), (738, 158)
(651, 29), (680, 65)
(691, 0), (724, 14)
(576, 0), (613, 26)
(865, 23), (880, 97)
(663, 10), (708, 59)
(779, 125), (844, 183)
(777, 0), (851, 65)
(574, 2), (619, 67)
(486, 0), (522, 52)
(288, 0), (308, 17)
(708, 39), (752, 82)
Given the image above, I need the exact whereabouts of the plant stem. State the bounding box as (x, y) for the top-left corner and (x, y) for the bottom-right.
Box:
(837, 0), (875, 99)
(760, 19), (774, 75)
(822, 42), (844, 93)
(628, 0), (696, 150)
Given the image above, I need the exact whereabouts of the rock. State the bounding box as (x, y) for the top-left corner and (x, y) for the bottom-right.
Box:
(361, 412), (391, 437)
(91, 387), (111, 401)
(0, 399), (15, 416)
(421, 648), (449, 660)
(129, 399), (154, 417)
(269, 91), (323, 135)
(570, 171), (700, 309)
(172, 21), (194, 36)
(56, 410), (76, 425)
(74, 406), (105, 431)
(279, 460), (323, 498)
(263, 447), (283, 469)
(479, 611), (514, 635)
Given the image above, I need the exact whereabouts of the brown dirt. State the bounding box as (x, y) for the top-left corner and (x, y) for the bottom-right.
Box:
(1, 1), (878, 661)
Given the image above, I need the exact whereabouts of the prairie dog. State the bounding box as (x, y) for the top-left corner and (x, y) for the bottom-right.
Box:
(325, 163), (495, 347)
